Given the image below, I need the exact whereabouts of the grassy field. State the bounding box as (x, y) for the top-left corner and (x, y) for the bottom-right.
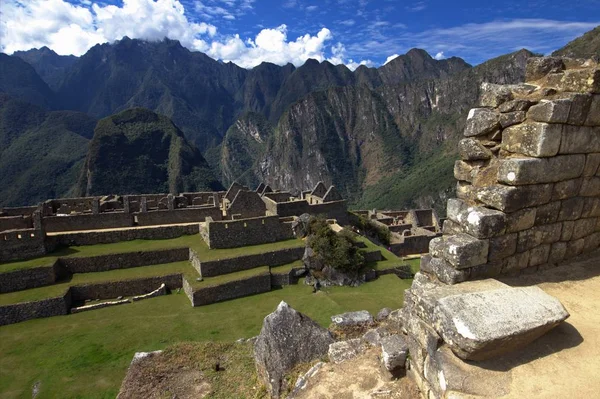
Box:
(0, 274), (411, 399)
(0, 235), (305, 273)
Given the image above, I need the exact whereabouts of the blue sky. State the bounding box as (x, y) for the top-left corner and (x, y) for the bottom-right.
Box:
(1, 0), (599, 69)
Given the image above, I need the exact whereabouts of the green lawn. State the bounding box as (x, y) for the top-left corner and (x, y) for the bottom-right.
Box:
(0, 261), (195, 305)
(0, 274), (411, 399)
(0, 235), (305, 273)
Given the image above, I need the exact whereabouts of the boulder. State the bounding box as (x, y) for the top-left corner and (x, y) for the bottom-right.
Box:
(380, 335), (409, 371)
(328, 338), (365, 363)
(479, 82), (514, 107)
(292, 213), (312, 238)
(362, 327), (390, 346)
(432, 287), (569, 361)
(302, 246), (323, 271)
(458, 138), (492, 161)
(498, 99), (535, 113)
(525, 57), (565, 82)
(464, 108), (500, 137)
(376, 307), (392, 321)
(254, 301), (334, 398)
(331, 310), (373, 327)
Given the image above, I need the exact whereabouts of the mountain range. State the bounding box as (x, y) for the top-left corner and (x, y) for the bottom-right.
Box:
(0, 27), (598, 212)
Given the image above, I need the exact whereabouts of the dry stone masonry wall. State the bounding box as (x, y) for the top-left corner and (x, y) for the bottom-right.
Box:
(429, 57), (600, 284)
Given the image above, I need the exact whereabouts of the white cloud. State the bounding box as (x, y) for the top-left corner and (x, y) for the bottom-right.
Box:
(1, 0), (217, 56)
(338, 19), (356, 27)
(383, 54), (399, 65)
(434, 51), (445, 60)
(207, 25), (334, 68)
(328, 42), (374, 71)
(306, 5), (318, 12)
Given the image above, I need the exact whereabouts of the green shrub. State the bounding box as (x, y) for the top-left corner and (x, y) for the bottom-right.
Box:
(352, 214), (391, 246)
(307, 218), (364, 273)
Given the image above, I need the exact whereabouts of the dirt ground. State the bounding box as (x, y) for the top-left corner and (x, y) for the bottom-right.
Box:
(297, 252), (600, 399)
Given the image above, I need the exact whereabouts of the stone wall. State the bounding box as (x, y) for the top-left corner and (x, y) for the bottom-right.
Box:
(390, 234), (441, 257)
(264, 196), (348, 222)
(135, 207), (222, 226)
(0, 228), (47, 262)
(202, 215), (294, 249)
(425, 57), (600, 284)
(184, 272), (271, 306)
(53, 224), (199, 246)
(0, 291), (71, 326)
(44, 213), (134, 233)
(195, 247), (305, 277)
(0, 206), (37, 217)
(228, 190), (266, 219)
(69, 274), (182, 302)
(0, 260), (63, 294)
(404, 57), (600, 399)
(60, 248), (190, 274)
(0, 215), (33, 232)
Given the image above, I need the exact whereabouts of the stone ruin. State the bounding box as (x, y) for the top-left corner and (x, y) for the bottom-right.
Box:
(403, 56), (599, 398)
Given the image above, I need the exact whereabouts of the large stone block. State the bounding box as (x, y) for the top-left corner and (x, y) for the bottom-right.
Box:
(464, 108), (500, 137)
(528, 99), (572, 124)
(567, 93), (593, 125)
(503, 251), (530, 273)
(497, 155), (584, 186)
(404, 313), (441, 357)
(331, 310), (373, 327)
(505, 208), (536, 233)
(579, 177), (600, 196)
(558, 197), (585, 221)
(529, 244), (551, 266)
(446, 198), (469, 224)
(558, 68), (600, 94)
(534, 201), (561, 225)
(499, 111), (526, 128)
(583, 153), (600, 177)
(565, 238), (585, 258)
(502, 122), (562, 157)
(548, 241), (567, 264)
(328, 338), (364, 364)
(380, 335), (409, 371)
(479, 82), (513, 107)
(476, 184), (552, 212)
(581, 197), (600, 218)
(572, 218), (598, 240)
(498, 99), (535, 113)
(561, 221), (575, 241)
(583, 232), (600, 252)
(560, 125), (600, 154)
(488, 233), (517, 261)
(470, 261), (504, 279)
(525, 57), (565, 82)
(462, 207), (507, 239)
(422, 256), (471, 285)
(456, 181), (478, 202)
(585, 95), (600, 126)
(429, 234), (489, 269)
(458, 138), (492, 161)
(454, 160), (475, 182)
(432, 286), (569, 361)
(552, 178), (583, 200)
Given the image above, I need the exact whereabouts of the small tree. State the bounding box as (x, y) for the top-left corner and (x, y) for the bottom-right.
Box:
(307, 218), (364, 273)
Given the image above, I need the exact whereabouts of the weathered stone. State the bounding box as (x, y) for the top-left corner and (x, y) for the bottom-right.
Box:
(423, 257), (471, 285)
(525, 57), (565, 82)
(254, 301), (334, 398)
(432, 287), (569, 361)
(579, 177), (600, 196)
(376, 307), (392, 321)
(429, 234), (489, 269)
(529, 244), (551, 266)
(552, 178), (583, 200)
(404, 313), (441, 357)
(561, 221), (575, 241)
(499, 111), (526, 128)
(470, 261), (504, 279)
(583, 232), (600, 252)
(558, 68), (600, 93)
(585, 95), (600, 126)
(454, 160), (475, 182)
(572, 218), (597, 240)
(328, 338), (365, 364)
(498, 99), (535, 113)
(460, 206), (506, 239)
(458, 138), (492, 161)
(558, 197), (585, 221)
(406, 336), (426, 376)
(582, 198), (600, 218)
(442, 219), (463, 235)
(528, 99), (572, 123)
(560, 125), (600, 154)
(479, 82), (513, 107)
(565, 238), (585, 258)
(488, 233), (517, 261)
(464, 108), (500, 137)
(446, 199), (468, 224)
(502, 122), (562, 157)
(505, 208), (536, 233)
(534, 201), (561, 225)
(517, 223), (562, 252)
(497, 155), (584, 185)
(567, 93), (593, 125)
(476, 184), (552, 212)
(471, 161), (500, 188)
(548, 242), (567, 264)
(380, 335), (409, 371)
(503, 251), (530, 273)
(362, 327), (390, 346)
(583, 153), (600, 177)
(331, 310), (373, 327)
(456, 181), (478, 202)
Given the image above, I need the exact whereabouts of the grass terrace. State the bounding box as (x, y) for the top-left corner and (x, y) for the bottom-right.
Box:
(0, 274), (411, 399)
(185, 266), (270, 290)
(0, 235), (305, 273)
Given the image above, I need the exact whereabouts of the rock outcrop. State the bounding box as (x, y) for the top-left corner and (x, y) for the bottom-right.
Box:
(254, 301), (334, 398)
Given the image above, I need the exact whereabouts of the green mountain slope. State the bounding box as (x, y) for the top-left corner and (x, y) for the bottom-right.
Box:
(0, 54), (56, 109)
(0, 94), (94, 206)
(552, 25), (600, 58)
(76, 108), (223, 196)
(13, 47), (77, 91)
